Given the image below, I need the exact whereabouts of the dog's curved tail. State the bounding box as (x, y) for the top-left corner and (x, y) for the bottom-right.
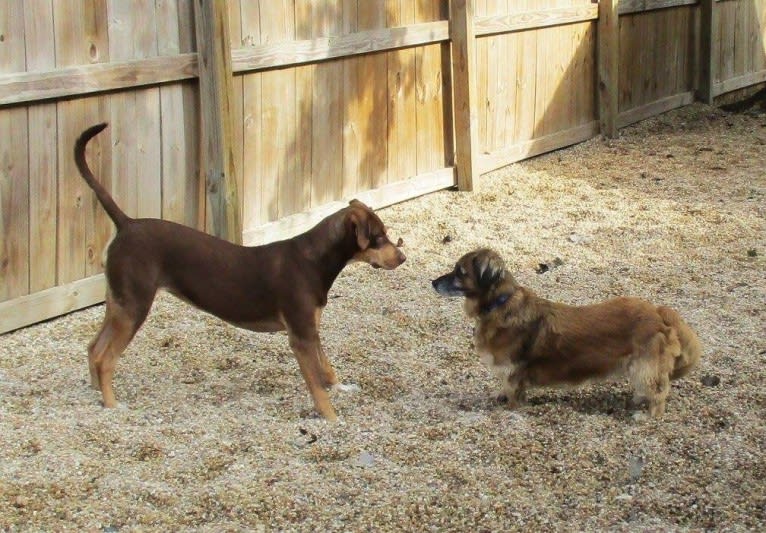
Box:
(74, 123), (129, 229)
(658, 306), (702, 380)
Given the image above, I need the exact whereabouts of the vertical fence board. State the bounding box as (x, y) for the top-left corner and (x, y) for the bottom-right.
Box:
(310, 1), (344, 208)
(54, 0), (110, 285)
(259, 1), (297, 220)
(227, 0), (244, 226)
(386, 1), (418, 183)
(0, 0), (29, 300)
(357, 4), (388, 193)
(599, 0), (619, 137)
(342, 3), (362, 200)
(82, 1), (111, 279)
(415, 3), (447, 177)
(195, 0), (242, 243)
(294, 2), (314, 215)
(25, 0), (58, 293)
(240, 1), (264, 230)
(158, 0), (199, 227)
(450, 0), (477, 191)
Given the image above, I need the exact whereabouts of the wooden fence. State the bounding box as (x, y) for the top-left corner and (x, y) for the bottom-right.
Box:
(1, 0), (764, 333)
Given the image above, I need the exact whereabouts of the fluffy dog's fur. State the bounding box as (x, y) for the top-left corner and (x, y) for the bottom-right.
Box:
(432, 248), (701, 417)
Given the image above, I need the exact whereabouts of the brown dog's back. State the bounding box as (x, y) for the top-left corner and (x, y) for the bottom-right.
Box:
(657, 305), (702, 380)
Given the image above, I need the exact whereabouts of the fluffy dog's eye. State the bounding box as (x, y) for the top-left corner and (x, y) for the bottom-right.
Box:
(456, 265), (466, 277)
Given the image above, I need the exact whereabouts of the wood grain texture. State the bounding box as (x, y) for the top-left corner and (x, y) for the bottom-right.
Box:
(0, 1), (29, 301)
(194, 0), (242, 242)
(598, 0), (619, 138)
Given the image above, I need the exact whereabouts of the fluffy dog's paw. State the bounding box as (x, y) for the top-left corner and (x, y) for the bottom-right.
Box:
(631, 411), (649, 422)
(332, 383), (361, 394)
(496, 393), (522, 409)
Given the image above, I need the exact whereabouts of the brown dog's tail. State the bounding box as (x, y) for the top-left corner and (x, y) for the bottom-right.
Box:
(74, 123), (129, 229)
(658, 305), (702, 380)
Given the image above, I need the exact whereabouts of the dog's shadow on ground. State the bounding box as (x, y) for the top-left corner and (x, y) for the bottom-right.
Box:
(449, 386), (637, 421)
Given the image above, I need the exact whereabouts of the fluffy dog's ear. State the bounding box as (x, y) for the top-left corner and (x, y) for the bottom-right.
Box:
(473, 253), (505, 289)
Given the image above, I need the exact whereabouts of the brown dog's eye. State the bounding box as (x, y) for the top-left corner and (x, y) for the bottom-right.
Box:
(456, 265), (466, 277)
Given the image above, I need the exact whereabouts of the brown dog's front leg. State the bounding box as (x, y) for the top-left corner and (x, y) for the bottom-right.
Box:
(317, 343), (340, 388)
(311, 310), (339, 388)
(288, 331), (338, 421)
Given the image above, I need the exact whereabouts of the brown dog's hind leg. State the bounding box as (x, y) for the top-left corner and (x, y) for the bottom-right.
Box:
(88, 292), (150, 408)
(288, 330), (338, 421)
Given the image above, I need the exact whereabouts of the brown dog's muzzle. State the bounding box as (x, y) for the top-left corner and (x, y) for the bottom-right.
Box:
(357, 239), (406, 270)
(377, 244), (406, 269)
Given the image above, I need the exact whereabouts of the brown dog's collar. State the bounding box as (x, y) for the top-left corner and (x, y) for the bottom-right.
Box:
(480, 293), (511, 315)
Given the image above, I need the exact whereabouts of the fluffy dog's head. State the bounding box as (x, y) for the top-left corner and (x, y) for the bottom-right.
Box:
(431, 248), (510, 297)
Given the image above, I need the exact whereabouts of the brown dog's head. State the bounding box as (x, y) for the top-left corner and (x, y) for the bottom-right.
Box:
(432, 248), (508, 298)
(347, 199), (406, 270)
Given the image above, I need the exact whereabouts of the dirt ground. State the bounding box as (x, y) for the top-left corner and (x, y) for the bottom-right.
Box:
(1, 103), (764, 531)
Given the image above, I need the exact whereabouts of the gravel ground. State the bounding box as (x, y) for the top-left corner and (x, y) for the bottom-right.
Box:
(1, 103), (764, 531)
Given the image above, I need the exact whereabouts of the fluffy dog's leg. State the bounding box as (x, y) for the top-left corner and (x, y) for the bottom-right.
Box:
(647, 373), (670, 417)
(499, 370), (527, 408)
(630, 333), (674, 418)
(657, 306), (702, 380)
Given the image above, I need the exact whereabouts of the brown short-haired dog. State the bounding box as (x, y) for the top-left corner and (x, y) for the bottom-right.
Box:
(75, 123), (405, 421)
(432, 248), (701, 417)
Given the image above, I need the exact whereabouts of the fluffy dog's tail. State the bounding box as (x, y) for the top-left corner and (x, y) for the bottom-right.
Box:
(658, 306), (702, 380)
(74, 123), (129, 229)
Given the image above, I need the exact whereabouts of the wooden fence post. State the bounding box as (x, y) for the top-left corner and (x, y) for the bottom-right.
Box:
(598, 0), (619, 138)
(194, 0), (242, 243)
(449, 0), (478, 192)
(697, 0), (716, 104)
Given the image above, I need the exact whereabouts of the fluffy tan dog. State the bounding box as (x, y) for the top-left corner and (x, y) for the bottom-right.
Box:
(432, 248), (701, 417)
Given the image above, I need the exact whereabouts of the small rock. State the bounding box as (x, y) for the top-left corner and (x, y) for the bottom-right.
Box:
(13, 496), (28, 508)
(536, 257), (564, 274)
(568, 233), (590, 245)
(628, 456), (645, 482)
(701, 374), (721, 387)
(357, 451), (375, 467)
(747, 248), (757, 257)
(442, 234), (452, 244)
(299, 427), (318, 444)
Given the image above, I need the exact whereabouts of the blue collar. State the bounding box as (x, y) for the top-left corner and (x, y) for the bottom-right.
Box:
(480, 293), (510, 315)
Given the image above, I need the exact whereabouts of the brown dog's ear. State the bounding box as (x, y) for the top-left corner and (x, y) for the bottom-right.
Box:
(349, 212), (370, 249)
(349, 199), (371, 210)
(473, 252), (505, 289)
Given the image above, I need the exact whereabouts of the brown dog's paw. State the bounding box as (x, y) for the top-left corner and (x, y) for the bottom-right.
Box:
(331, 382), (361, 394)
